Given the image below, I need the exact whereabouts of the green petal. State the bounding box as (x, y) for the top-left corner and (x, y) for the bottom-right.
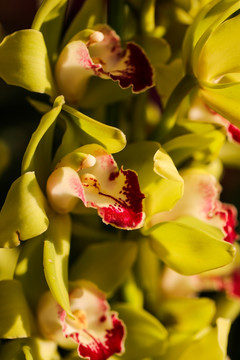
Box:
(115, 141), (183, 224)
(157, 298), (216, 333)
(79, 77), (133, 108)
(200, 83), (240, 129)
(0, 339), (24, 360)
(0, 280), (32, 338)
(15, 236), (48, 310)
(145, 147), (184, 227)
(53, 104), (126, 164)
(134, 238), (160, 306)
(194, 14), (240, 82)
(61, 0), (106, 48)
(43, 213), (73, 317)
(183, 0), (240, 73)
(113, 303), (168, 360)
(155, 58), (184, 105)
(139, 36), (171, 67)
(0, 172), (49, 248)
(0, 30), (55, 96)
(22, 96), (65, 188)
(0, 248), (20, 280)
(178, 318), (230, 360)
(149, 216), (235, 275)
(22, 338), (61, 360)
(0, 338), (60, 360)
(32, 0), (68, 64)
(164, 128), (225, 167)
(70, 241), (137, 295)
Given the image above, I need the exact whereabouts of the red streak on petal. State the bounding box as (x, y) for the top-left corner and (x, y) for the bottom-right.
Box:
(99, 168), (145, 229)
(228, 123), (240, 143)
(231, 269), (240, 298)
(221, 204), (238, 244)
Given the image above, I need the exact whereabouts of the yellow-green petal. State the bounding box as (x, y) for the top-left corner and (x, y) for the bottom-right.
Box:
(0, 172), (49, 248)
(70, 241), (137, 295)
(43, 213), (73, 318)
(113, 303), (168, 360)
(149, 216), (235, 275)
(22, 96), (65, 187)
(0, 30), (55, 96)
(0, 280), (32, 338)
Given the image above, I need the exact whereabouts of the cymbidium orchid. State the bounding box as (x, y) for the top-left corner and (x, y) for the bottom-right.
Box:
(149, 169), (238, 244)
(47, 144), (145, 230)
(1, 0), (240, 358)
(0, 10), (154, 107)
(37, 282), (126, 360)
(55, 25), (154, 105)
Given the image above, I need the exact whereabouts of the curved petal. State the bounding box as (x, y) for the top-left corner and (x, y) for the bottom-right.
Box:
(38, 284), (126, 360)
(90, 25), (154, 93)
(55, 34), (103, 104)
(62, 286), (125, 360)
(47, 145), (145, 230)
(149, 169), (238, 242)
(0, 29), (55, 96)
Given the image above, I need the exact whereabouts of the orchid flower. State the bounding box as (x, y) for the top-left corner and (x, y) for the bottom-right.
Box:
(37, 283), (126, 360)
(55, 25), (154, 104)
(149, 169), (238, 243)
(47, 144), (145, 230)
(189, 97), (240, 145)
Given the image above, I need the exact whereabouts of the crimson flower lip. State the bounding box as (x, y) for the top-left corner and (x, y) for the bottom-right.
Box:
(38, 284), (126, 360)
(46, 144), (145, 230)
(55, 24), (154, 105)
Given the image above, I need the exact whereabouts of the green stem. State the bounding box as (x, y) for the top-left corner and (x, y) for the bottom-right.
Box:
(152, 74), (198, 142)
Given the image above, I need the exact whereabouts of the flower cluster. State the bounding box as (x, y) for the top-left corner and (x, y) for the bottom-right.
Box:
(0, 1), (240, 359)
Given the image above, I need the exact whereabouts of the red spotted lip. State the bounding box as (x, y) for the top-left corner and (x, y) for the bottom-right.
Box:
(98, 168), (145, 230)
(78, 314), (125, 360)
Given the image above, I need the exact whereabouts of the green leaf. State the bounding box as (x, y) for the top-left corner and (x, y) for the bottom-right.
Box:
(32, 0), (68, 64)
(0, 172), (49, 248)
(52, 104), (126, 164)
(149, 216), (235, 275)
(157, 298), (216, 333)
(0, 248), (20, 280)
(22, 96), (65, 188)
(43, 213), (73, 317)
(0, 280), (32, 338)
(113, 303), (168, 360)
(15, 236), (48, 310)
(0, 30), (55, 96)
(70, 241), (137, 295)
(62, 0), (106, 48)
